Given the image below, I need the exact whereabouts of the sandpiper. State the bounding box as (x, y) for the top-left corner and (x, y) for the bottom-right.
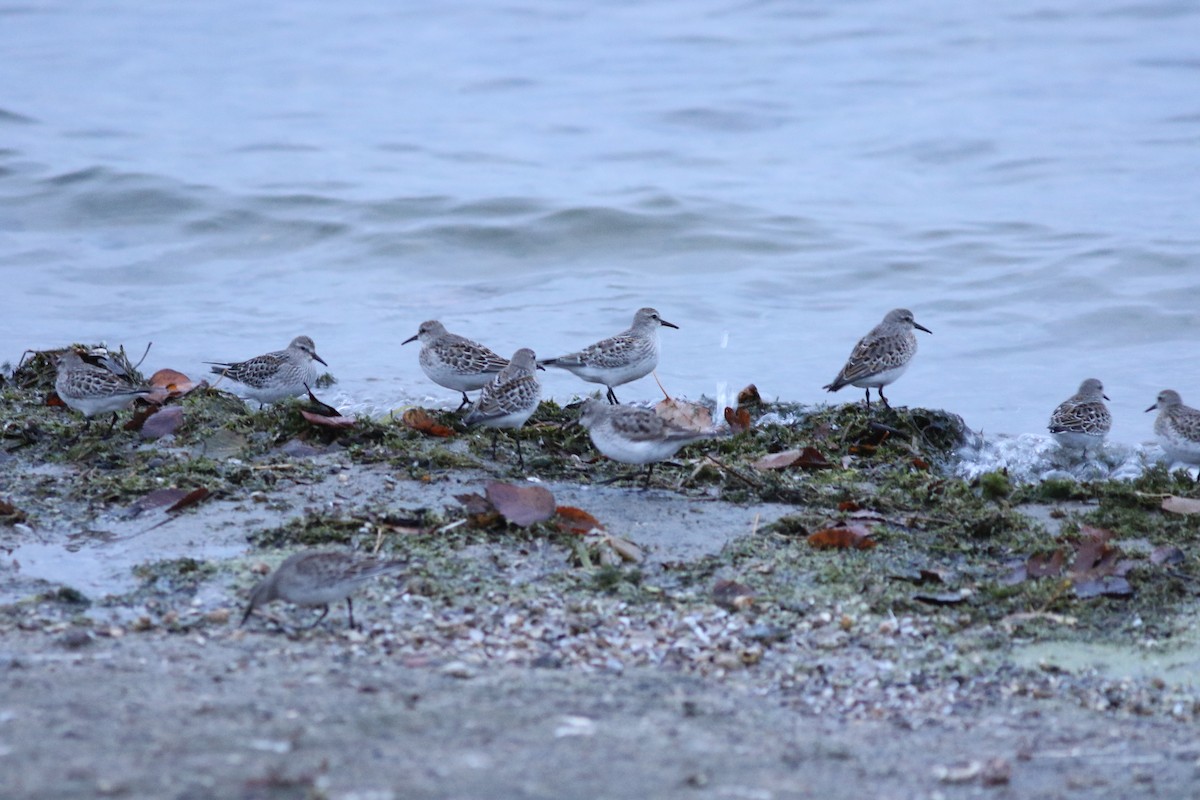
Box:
(463, 347), (541, 469)
(402, 320), (509, 410)
(241, 551), (406, 629)
(1048, 378), (1112, 453)
(54, 350), (155, 433)
(1145, 390), (1200, 472)
(207, 335), (327, 407)
(576, 398), (720, 487)
(823, 308), (931, 409)
(542, 307), (677, 404)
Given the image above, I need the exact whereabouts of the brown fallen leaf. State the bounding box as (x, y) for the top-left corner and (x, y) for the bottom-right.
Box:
(751, 447), (832, 471)
(454, 492), (493, 516)
(837, 500), (861, 512)
(1162, 496), (1200, 515)
(46, 391), (66, 407)
(555, 506), (604, 536)
(127, 488), (193, 517)
(736, 384), (762, 407)
(401, 408), (456, 437)
(165, 487), (211, 514)
(485, 482), (556, 527)
(723, 406), (752, 434)
(1026, 549), (1066, 578)
(654, 398), (713, 432)
(0, 498), (27, 524)
(712, 579), (755, 611)
(807, 524), (876, 550)
(140, 406), (185, 439)
(300, 410), (356, 429)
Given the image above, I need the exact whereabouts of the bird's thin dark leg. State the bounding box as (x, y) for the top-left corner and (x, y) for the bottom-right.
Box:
(102, 412), (119, 439)
(642, 463), (654, 489)
(862, 388), (871, 411)
(878, 387), (890, 409)
(457, 392), (472, 411)
(305, 605), (331, 629)
(490, 430), (500, 460)
(344, 598), (357, 630)
(606, 386), (619, 405)
(515, 437), (525, 471)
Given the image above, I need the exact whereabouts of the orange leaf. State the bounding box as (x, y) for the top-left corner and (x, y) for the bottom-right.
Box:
(555, 506), (604, 536)
(148, 368), (201, 399)
(723, 406), (752, 433)
(807, 525), (876, 550)
(401, 408), (456, 437)
(46, 391), (66, 407)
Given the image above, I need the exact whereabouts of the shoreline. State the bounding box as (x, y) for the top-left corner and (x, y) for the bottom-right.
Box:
(3, 364), (1200, 797)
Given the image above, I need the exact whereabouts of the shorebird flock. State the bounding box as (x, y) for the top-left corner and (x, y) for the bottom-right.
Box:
(52, 306), (1200, 477)
(47, 306), (1200, 628)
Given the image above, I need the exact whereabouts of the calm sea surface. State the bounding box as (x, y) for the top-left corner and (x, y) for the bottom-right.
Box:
(3, 0), (1198, 445)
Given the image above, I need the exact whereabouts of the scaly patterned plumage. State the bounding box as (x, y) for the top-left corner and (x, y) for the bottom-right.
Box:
(823, 308), (931, 409)
(241, 550), (406, 629)
(1048, 378), (1112, 452)
(55, 350), (155, 429)
(542, 307), (677, 404)
(402, 320), (510, 410)
(1145, 390), (1200, 469)
(577, 398), (720, 487)
(464, 348), (542, 468)
(208, 335), (326, 406)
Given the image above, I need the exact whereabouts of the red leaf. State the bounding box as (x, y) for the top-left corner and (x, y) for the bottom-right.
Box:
(736, 384), (762, 407)
(807, 525), (876, 550)
(555, 506), (604, 536)
(485, 482), (556, 527)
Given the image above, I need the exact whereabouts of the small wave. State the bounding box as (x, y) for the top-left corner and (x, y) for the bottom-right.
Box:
(955, 432), (1164, 483)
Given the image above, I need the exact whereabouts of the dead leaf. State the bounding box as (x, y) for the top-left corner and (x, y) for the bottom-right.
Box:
(712, 579), (755, 611)
(126, 488), (192, 518)
(454, 492), (493, 516)
(140, 406), (184, 439)
(300, 410), (356, 429)
(736, 384), (762, 407)
(555, 506), (604, 536)
(303, 386), (342, 417)
(601, 534), (642, 563)
(485, 482), (556, 527)
(1026, 549), (1066, 578)
(807, 525), (877, 550)
(723, 406), (752, 433)
(401, 408), (456, 437)
(1069, 527), (1122, 582)
(148, 368), (202, 400)
(1162, 496), (1200, 515)
(654, 398), (712, 432)
(837, 500), (861, 512)
(0, 499), (27, 525)
(165, 487), (211, 514)
(751, 447), (832, 471)
(46, 391), (66, 407)
(911, 457), (931, 471)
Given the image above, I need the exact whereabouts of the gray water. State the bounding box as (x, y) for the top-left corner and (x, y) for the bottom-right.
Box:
(3, 0), (1199, 447)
